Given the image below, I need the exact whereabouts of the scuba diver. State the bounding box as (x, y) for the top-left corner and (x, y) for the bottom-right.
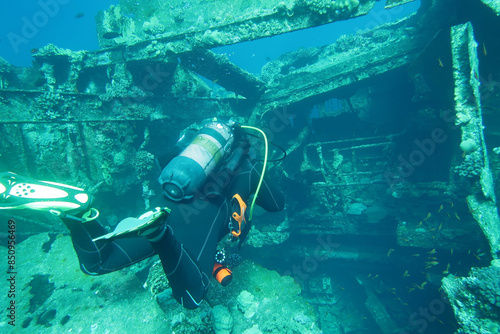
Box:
(0, 119), (284, 309)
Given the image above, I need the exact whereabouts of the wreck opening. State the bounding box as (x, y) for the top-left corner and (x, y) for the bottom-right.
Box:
(212, 0), (422, 76)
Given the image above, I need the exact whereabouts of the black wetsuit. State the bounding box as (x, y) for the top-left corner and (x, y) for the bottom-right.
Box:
(62, 156), (284, 309)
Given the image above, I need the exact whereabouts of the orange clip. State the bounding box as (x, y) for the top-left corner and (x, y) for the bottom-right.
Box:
(230, 194), (246, 238)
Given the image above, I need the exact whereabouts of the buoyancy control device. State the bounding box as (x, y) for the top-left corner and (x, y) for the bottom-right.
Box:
(158, 120), (235, 201)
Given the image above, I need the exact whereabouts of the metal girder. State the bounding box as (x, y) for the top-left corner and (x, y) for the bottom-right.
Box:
(451, 21), (500, 258)
(179, 50), (265, 99)
(254, 15), (427, 113)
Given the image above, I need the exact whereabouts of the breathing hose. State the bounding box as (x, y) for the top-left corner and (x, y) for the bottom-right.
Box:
(240, 125), (268, 221)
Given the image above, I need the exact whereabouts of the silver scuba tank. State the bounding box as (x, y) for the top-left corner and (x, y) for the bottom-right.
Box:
(158, 121), (235, 201)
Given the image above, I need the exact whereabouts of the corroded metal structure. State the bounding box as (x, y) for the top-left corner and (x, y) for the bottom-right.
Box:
(1, 0), (500, 332)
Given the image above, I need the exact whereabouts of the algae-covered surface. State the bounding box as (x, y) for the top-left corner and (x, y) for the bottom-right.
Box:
(1, 0), (500, 333)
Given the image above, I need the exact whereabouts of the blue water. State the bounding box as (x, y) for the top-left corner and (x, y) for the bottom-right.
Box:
(0, 0), (118, 67)
(215, 0), (421, 75)
(0, 0), (420, 70)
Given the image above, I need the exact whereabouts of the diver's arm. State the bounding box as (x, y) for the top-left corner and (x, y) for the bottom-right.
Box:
(226, 157), (284, 212)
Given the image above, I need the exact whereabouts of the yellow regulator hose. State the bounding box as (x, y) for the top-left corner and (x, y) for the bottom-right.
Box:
(241, 125), (268, 221)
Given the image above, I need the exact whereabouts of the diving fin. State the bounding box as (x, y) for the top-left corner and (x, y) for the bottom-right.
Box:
(0, 172), (94, 218)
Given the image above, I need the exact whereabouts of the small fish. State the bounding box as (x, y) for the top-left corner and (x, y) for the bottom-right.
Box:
(31, 48), (39, 54)
(483, 43), (487, 56)
(367, 273), (372, 278)
(387, 249), (395, 257)
(102, 32), (122, 39)
(428, 249), (437, 255)
(403, 270), (410, 277)
(438, 204), (443, 213)
(454, 212), (461, 220)
(449, 201), (454, 208)
(428, 256), (438, 260)
(437, 57), (443, 67)
(438, 223), (443, 231)
(389, 288), (397, 294)
(411, 254), (420, 257)
(212, 79), (219, 84)
(408, 287), (415, 292)
(372, 274), (379, 279)
(473, 253), (481, 261)
(443, 263), (450, 274)
(414, 282), (427, 290)
(74, 12), (85, 19)
(417, 221), (423, 227)
(450, 249), (454, 256)
(446, 212), (451, 218)
(425, 261), (439, 266)
(424, 212), (432, 221)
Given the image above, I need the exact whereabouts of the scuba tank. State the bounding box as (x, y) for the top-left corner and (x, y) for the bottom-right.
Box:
(158, 120), (235, 201)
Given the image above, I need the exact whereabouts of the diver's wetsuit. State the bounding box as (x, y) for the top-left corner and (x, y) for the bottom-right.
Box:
(63, 156), (284, 309)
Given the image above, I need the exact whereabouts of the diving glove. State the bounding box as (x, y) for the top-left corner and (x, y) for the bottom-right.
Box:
(93, 207), (170, 242)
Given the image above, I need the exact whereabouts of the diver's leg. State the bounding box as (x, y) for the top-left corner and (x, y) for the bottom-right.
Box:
(150, 225), (210, 310)
(61, 215), (155, 275)
(147, 198), (229, 309)
(0, 172), (156, 275)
